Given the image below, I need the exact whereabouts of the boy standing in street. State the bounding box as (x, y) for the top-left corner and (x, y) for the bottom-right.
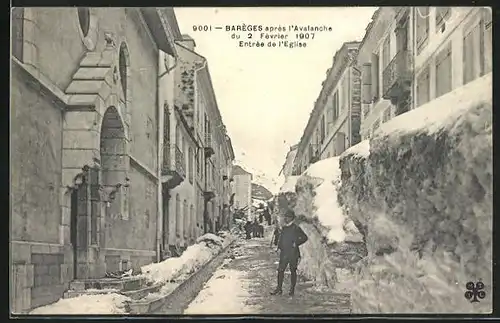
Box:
(270, 210), (308, 296)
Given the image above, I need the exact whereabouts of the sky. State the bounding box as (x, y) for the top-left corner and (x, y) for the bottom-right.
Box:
(174, 7), (377, 193)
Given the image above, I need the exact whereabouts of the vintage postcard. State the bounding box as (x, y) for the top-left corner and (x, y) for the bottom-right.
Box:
(10, 6), (492, 316)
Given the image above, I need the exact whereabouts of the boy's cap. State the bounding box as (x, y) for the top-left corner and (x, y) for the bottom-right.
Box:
(284, 210), (295, 219)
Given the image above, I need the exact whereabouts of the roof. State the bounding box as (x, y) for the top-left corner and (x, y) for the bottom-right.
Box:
(232, 165), (252, 176)
(140, 8), (178, 56)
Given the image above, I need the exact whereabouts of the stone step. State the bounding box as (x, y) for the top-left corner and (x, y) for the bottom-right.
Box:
(69, 276), (147, 292)
(120, 282), (164, 300)
(63, 288), (120, 299)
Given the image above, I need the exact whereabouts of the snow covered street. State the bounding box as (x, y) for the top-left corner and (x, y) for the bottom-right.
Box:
(183, 236), (351, 315)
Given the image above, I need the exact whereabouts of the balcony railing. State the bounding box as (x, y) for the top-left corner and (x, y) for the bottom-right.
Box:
(382, 50), (413, 100)
(175, 145), (186, 178)
(205, 132), (212, 147)
(161, 143), (171, 176)
(161, 143), (186, 180)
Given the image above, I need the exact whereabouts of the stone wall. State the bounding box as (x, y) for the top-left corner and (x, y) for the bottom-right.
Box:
(11, 65), (75, 314)
(11, 8), (163, 313)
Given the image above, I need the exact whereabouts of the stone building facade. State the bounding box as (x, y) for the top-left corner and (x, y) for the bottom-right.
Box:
(357, 7), (492, 140)
(10, 7), (179, 313)
(292, 42), (361, 175)
(159, 34), (234, 257)
(232, 165), (253, 220)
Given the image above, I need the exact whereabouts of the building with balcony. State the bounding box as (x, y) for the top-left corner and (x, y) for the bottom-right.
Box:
(169, 35), (234, 236)
(292, 41), (362, 175)
(279, 144), (298, 178)
(357, 7), (492, 140)
(232, 165), (253, 220)
(11, 7), (179, 313)
(412, 7), (492, 109)
(357, 7), (414, 140)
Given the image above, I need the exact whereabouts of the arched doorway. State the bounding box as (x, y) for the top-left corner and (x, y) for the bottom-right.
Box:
(100, 106), (128, 255)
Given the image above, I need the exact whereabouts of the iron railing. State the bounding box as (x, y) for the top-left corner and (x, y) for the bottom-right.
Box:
(382, 50), (413, 99)
(205, 132), (212, 147)
(175, 145), (186, 178)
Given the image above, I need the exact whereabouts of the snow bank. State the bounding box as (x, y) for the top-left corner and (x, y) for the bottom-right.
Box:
(183, 269), (254, 314)
(339, 73), (492, 313)
(141, 233), (230, 285)
(341, 139), (370, 159)
(29, 293), (129, 315)
(300, 157), (362, 243)
(279, 176), (299, 193)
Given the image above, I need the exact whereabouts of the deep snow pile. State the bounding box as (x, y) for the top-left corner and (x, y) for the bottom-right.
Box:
(29, 293), (130, 315)
(339, 73), (492, 313)
(292, 158), (366, 288)
(141, 233), (231, 285)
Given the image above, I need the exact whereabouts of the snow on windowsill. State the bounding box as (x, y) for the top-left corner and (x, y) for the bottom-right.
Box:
(376, 73), (492, 139)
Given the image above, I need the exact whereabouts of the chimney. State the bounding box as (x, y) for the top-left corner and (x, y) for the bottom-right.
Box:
(179, 34), (196, 51)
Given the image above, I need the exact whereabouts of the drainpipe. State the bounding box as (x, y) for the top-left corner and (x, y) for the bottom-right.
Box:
(156, 53), (177, 263)
(194, 59), (208, 233)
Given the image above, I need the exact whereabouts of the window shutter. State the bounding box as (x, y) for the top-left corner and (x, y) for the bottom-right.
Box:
(362, 63), (372, 103)
(371, 53), (379, 101)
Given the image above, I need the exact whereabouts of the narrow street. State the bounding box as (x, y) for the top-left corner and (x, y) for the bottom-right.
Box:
(184, 233), (351, 315)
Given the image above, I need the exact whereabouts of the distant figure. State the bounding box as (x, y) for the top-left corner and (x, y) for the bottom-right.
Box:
(252, 219), (259, 238)
(258, 224), (264, 237)
(259, 212), (264, 223)
(264, 208), (272, 225)
(270, 210), (308, 297)
(244, 221), (252, 239)
(270, 224), (281, 248)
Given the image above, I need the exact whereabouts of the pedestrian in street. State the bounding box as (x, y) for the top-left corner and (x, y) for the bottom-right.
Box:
(270, 210), (308, 296)
(264, 207), (272, 226)
(258, 223), (264, 237)
(270, 223), (281, 248)
(252, 218), (259, 238)
(244, 220), (252, 239)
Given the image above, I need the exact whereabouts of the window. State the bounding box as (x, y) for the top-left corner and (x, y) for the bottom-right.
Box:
(436, 44), (452, 98)
(332, 91), (339, 120)
(416, 66), (430, 107)
(176, 194), (181, 238)
(372, 119), (380, 134)
(382, 36), (391, 70)
(361, 63), (372, 104)
(383, 108), (391, 122)
(463, 21), (481, 85)
(342, 77), (349, 111)
(320, 115), (326, 143)
(77, 8), (90, 37)
(11, 8), (24, 61)
(371, 53), (379, 102)
(327, 99), (334, 130)
(188, 147), (194, 184)
(436, 7), (451, 32)
(483, 8), (492, 74)
(190, 205), (195, 238)
(119, 43), (129, 102)
(416, 7), (430, 54)
(183, 200), (188, 239)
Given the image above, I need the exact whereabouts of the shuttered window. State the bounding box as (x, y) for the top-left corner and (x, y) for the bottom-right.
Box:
(416, 66), (430, 107)
(320, 115), (325, 143)
(371, 53), (379, 102)
(11, 8), (24, 61)
(463, 22), (481, 85)
(483, 8), (492, 74)
(332, 91), (339, 121)
(436, 7), (451, 32)
(416, 7), (430, 54)
(436, 44), (452, 98)
(361, 63), (372, 104)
